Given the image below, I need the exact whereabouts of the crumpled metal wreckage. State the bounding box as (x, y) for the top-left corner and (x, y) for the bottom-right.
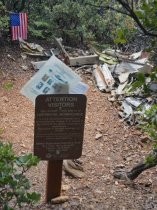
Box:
(93, 49), (156, 125)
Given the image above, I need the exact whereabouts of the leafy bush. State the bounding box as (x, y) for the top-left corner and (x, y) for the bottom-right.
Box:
(0, 0), (138, 47)
(1, 0), (157, 48)
(142, 105), (157, 143)
(0, 2), (9, 35)
(0, 142), (40, 210)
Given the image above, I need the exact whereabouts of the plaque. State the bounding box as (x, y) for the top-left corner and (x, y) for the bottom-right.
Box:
(34, 94), (87, 160)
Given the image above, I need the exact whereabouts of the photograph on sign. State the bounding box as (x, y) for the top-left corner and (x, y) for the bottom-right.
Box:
(20, 55), (84, 104)
(34, 94), (87, 160)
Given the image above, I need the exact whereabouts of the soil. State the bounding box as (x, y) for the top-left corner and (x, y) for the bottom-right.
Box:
(1, 43), (157, 210)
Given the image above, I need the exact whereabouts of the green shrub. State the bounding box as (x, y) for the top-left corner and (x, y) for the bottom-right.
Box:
(27, 0), (136, 46)
(0, 142), (40, 210)
(0, 2), (9, 35)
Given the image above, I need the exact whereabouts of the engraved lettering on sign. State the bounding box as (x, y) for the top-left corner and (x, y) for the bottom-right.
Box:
(34, 94), (86, 160)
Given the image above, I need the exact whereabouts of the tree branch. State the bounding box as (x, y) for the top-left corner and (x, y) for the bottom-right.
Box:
(85, 2), (130, 16)
(105, 5), (130, 16)
(116, 0), (157, 37)
(85, 0), (157, 37)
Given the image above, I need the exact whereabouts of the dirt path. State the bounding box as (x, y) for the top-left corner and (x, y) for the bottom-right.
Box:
(1, 46), (157, 210)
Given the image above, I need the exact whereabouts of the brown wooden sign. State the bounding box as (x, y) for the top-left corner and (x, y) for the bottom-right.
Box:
(34, 94), (87, 160)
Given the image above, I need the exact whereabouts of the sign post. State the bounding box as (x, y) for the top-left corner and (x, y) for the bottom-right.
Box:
(34, 94), (87, 202)
(46, 160), (63, 202)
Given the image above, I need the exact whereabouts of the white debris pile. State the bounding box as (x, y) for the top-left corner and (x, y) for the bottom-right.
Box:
(18, 37), (156, 126)
(92, 49), (156, 125)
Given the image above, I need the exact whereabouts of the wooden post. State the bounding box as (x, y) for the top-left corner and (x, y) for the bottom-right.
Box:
(34, 94), (86, 203)
(46, 160), (63, 202)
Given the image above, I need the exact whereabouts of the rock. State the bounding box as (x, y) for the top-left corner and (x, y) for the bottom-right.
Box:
(63, 160), (84, 178)
(62, 185), (70, 191)
(110, 196), (116, 200)
(2, 96), (9, 102)
(115, 181), (119, 185)
(140, 136), (148, 143)
(51, 196), (69, 204)
(96, 127), (102, 132)
(124, 134), (129, 138)
(95, 133), (103, 140)
(21, 65), (28, 71)
(94, 189), (103, 194)
(126, 156), (133, 161)
(133, 130), (142, 136)
(110, 169), (114, 174)
(116, 164), (125, 168)
(20, 143), (27, 148)
(108, 96), (116, 102)
(21, 53), (27, 60)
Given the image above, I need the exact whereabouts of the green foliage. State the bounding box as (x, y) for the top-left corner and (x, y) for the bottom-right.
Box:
(3, 82), (14, 91)
(29, 20), (52, 39)
(128, 67), (157, 147)
(1, 0), (157, 47)
(0, 0), (27, 12)
(0, 142), (40, 210)
(127, 72), (150, 95)
(0, 0), (137, 46)
(113, 15), (136, 45)
(135, 1), (157, 33)
(0, 0), (136, 45)
(114, 29), (127, 44)
(141, 105), (157, 143)
(0, 2), (9, 34)
(145, 153), (157, 166)
(128, 71), (157, 165)
(114, 0), (157, 49)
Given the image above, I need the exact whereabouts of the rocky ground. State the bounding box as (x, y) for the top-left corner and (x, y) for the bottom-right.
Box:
(1, 43), (157, 210)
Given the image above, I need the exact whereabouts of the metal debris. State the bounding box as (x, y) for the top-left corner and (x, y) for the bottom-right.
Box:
(93, 65), (108, 92)
(122, 101), (133, 118)
(149, 83), (157, 92)
(19, 38), (52, 57)
(91, 49), (155, 125)
(100, 64), (115, 89)
(31, 60), (46, 70)
(116, 81), (128, 95)
(130, 51), (142, 60)
(7, 54), (15, 61)
(18, 38), (156, 126)
(118, 72), (130, 83)
(20, 65), (28, 71)
(125, 97), (142, 108)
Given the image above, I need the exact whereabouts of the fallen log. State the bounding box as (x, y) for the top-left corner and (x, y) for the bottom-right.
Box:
(113, 149), (157, 181)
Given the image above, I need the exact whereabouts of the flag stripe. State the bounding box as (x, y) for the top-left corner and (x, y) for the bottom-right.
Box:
(10, 13), (28, 40)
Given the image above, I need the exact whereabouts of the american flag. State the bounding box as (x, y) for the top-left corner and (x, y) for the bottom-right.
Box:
(10, 13), (28, 41)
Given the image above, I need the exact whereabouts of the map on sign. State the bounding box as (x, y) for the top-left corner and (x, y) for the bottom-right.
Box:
(20, 55), (88, 104)
(34, 94), (87, 160)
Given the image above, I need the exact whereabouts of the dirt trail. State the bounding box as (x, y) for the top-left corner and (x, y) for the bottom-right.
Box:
(0, 46), (157, 210)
